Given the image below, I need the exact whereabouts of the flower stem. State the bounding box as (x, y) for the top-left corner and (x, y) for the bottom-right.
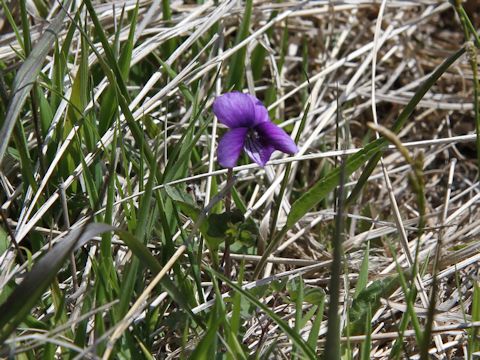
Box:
(222, 168), (233, 279)
(225, 168), (233, 213)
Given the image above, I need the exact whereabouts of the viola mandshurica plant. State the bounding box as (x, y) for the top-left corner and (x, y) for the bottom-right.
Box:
(213, 92), (298, 168)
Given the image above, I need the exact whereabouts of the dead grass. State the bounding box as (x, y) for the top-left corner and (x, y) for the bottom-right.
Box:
(1, 0), (480, 358)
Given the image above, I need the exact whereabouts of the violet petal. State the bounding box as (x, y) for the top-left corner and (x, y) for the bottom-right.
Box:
(213, 92), (256, 128)
(217, 128), (248, 168)
(246, 94), (269, 125)
(254, 121), (298, 154)
(244, 133), (275, 167)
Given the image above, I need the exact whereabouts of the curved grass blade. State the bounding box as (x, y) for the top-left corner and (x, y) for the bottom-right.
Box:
(0, 223), (114, 344)
(0, 0), (72, 165)
(345, 45), (465, 206)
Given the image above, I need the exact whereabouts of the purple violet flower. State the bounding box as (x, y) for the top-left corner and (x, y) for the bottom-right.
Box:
(213, 92), (298, 168)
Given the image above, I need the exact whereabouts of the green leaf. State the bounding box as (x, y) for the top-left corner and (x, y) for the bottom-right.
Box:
(206, 210), (244, 238)
(207, 210), (257, 249)
(348, 275), (400, 335)
(228, 263), (246, 360)
(286, 140), (384, 230)
(293, 278), (304, 360)
(166, 185), (258, 249)
(35, 85), (53, 136)
(251, 10), (277, 80)
(346, 45), (466, 205)
(98, 2), (139, 135)
(304, 287), (326, 305)
(0, 0), (24, 52)
(165, 184), (197, 208)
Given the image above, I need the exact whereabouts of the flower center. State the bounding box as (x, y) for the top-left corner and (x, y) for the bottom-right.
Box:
(247, 128), (260, 142)
(244, 128), (264, 165)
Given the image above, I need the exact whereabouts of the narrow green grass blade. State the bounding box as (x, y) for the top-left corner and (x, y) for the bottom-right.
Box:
(117, 153), (157, 317)
(19, 0), (31, 55)
(389, 301), (412, 360)
(0, 0), (71, 165)
(453, 1), (480, 47)
(100, 125), (119, 275)
(251, 9), (277, 80)
(161, 0), (176, 56)
(119, 3), (138, 74)
(164, 117), (209, 182)
(347, 275), (400, 336)
(325, 153), (347, 360)
(0, 0), (24, 51)
(226, 0), (253, 90)
(469, 282), (480, 355)
(81, 0), (160, 177)
(277, 18), (289, 75)
(82, 0), (131, 102)
(354, 241), (369, 298)
(30, 0), (48, 18)
(227, 261), (245, 360)
(50, 279), (69, 330)
(0, 228), (7, 257)
(388, 243), (423, 350)
(300, 306), (318, 330)
(306, 296), (325, 353)
(189, 299), (222, 359)
(115, 230), (163, 276)
(0, 223), (114, 343)
(12, 122), (38, 192)
(290, 46), (465, 228)
(292, 277), (304, 360)
(209, 274), (246, 358)
(213, 269), (316, 359)
(35, 86), (54, 136)
(136, 336), (155, 360)
(270, 102), (310, 238)
(70, 295), (92, 358)
(161, 85), (209, 182)
(359, 306), (372, 360)
(99, 2), (138, 135)
(231, 186), (247, 213)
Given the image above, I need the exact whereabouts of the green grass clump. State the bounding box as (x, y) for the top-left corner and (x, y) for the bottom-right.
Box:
(0, 1), (480, 358)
